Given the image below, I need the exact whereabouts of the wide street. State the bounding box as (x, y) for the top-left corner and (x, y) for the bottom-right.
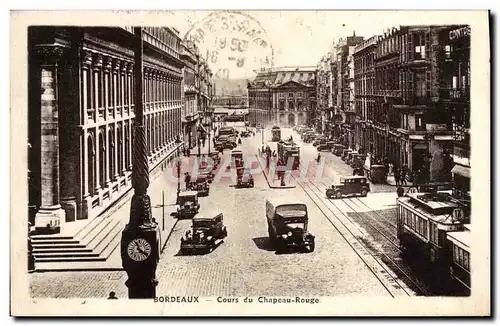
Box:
(30, 123), (431, 298)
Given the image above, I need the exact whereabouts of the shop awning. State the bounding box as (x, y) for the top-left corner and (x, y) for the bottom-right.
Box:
(451, 164), (470, 179)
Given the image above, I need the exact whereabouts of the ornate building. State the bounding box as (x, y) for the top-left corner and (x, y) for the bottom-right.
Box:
(353, 35), (379, 155)
(335, 34), (365, 149)
(28, 27), (184, 232)
(248, 67), (316, 128)
(180, 41), (214, 149)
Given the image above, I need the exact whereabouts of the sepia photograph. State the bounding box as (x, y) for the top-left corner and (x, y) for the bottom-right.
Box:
(10, 9), (490, 316)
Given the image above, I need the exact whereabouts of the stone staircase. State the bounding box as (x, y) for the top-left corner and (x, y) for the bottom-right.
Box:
(30, 211), (127, 271)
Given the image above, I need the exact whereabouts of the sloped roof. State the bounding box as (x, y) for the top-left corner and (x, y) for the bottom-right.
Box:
(249, 67), (315, 89)
(273, 71), (315, 88)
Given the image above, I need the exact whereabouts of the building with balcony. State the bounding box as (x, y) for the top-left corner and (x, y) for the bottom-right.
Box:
(28, 26), (184, 233)
(335, 33), (365, 148)
(353, 35), (380, 155)
(180, 41), (214, 149)
(438, 25), (470, 200)
(248, 67), (316, 128)
(315, 49), (338, 136)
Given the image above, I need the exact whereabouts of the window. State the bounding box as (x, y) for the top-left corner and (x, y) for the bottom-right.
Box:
(445, 45), (452, 59)
(279, 101), (285, 111)
(415, 71), (426, 98)
(430, 222), (438, 244)
(289, 93), (294, 98)
(453, 245), (470, 271)
(415, 114), (425, 131)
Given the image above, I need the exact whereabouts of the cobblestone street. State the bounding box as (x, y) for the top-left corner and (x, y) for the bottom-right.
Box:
(30, 125), (394, 298)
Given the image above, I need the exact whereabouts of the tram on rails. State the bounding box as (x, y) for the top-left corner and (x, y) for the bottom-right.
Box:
(396, 189), (470, 288)
(271, 126), (281, 142)
(277, 140), (300, 170)
(447, 225), (471, 296)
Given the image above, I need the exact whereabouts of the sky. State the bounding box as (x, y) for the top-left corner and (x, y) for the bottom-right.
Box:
(161, 10), (478, 79)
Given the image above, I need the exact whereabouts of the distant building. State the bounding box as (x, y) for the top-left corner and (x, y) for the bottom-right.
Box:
(248, 66), (316, 128)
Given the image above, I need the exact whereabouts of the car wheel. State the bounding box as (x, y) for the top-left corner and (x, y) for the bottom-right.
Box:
(307, 239), (315, 253)
(335, 191), (342, 199)
(361, 189), (368, 197)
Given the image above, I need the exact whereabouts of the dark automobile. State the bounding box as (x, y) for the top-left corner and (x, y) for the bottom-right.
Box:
(325, 176), (371, 199)
(341, 149), (352, 161)
(366, 165), (388, 184)
(240, 130), (251, 137)
(209, 151), (221, 169)
(231, 149), (244, 168)
(236, 167), (254, 188)
(189, 175), (210, 197)
(317, 141), (335, 151)
(176, 191), (200, 218)
(332, 144), (345, 156)
(313, 137), (328, 147)
(180, 213), (228, 254)
(266, 199), (315, 253)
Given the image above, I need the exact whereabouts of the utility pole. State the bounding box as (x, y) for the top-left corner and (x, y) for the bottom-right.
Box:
(121, 27), (160, 299)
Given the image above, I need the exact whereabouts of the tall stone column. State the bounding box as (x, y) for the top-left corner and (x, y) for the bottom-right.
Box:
(59, 40), (81, 223)
(34, 45), (68, 233)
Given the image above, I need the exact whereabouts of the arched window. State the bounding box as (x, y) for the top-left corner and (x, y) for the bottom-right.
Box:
(117, 125), (123, 175)
(98, 131), (106, 189)
(87, 134), (96, 196)
(124, 125), (130, 171)
(108, 128), (115, 180)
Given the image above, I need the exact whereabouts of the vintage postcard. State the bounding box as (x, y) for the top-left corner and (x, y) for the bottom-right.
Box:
(11, 10), (490, 316)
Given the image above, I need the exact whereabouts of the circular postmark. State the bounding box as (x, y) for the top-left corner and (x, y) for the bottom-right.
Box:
(184, 11), (274, 80)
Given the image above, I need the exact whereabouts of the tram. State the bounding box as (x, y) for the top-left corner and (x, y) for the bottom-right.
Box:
(271, 126), (281, 142)
(277, 140), (300, 170)
(447, 225), (471, 295)
(396, 189), (470, 284)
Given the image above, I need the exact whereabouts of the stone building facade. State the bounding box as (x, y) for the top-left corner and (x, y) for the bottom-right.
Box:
(350, 25), (469, 182)
(28, 27), (185, 232)
(335, 34), (365, 149)
(248, 67), (316, 128)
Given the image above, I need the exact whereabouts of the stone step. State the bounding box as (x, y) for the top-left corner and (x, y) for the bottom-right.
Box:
(33, 247), (93, 254)
(30, 235), (74, 241)
(31, 239), (80, 245)
(32, 243), (86, 249)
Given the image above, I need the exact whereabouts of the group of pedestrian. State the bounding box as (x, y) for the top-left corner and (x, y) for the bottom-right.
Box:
(393, 165), (408, 186)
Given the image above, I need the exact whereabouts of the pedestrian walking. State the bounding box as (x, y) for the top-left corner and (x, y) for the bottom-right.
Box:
(394, 167), (400, 186)
(400, 165), (407, 185)
(202, 138), (206, 148)
(184, 172), (191, 189)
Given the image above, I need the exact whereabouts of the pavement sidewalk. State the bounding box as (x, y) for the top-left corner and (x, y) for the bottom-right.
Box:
(255, 155), (296, 189)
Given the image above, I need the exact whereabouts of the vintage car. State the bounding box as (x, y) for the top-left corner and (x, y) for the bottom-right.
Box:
(325, 176), (371, 199)
(176, 191), (200, 218)
(345, 151), (359, 165)
(236, 167), (254, 188)
(313, 137), (328, 147)
(366, 164), (388, 184)
(341, 149), (353, 161)
(240, 130), (251, 137)
(208, 151), (221, 168)
(331, 144), (345, 156)
(180, 213), (228, 254)
(188, 175), (210, 197)
(350, 153), (365, 168)
(231, 149), (244, 168)
(317, 141), (336, 151)
(266, 198), (315, 253)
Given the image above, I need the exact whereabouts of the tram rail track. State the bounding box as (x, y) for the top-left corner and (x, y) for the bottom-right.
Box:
(289, 163), (417, 297)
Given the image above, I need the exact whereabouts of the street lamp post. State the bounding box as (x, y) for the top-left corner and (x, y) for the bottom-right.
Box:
(121, 27), (160, 299)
